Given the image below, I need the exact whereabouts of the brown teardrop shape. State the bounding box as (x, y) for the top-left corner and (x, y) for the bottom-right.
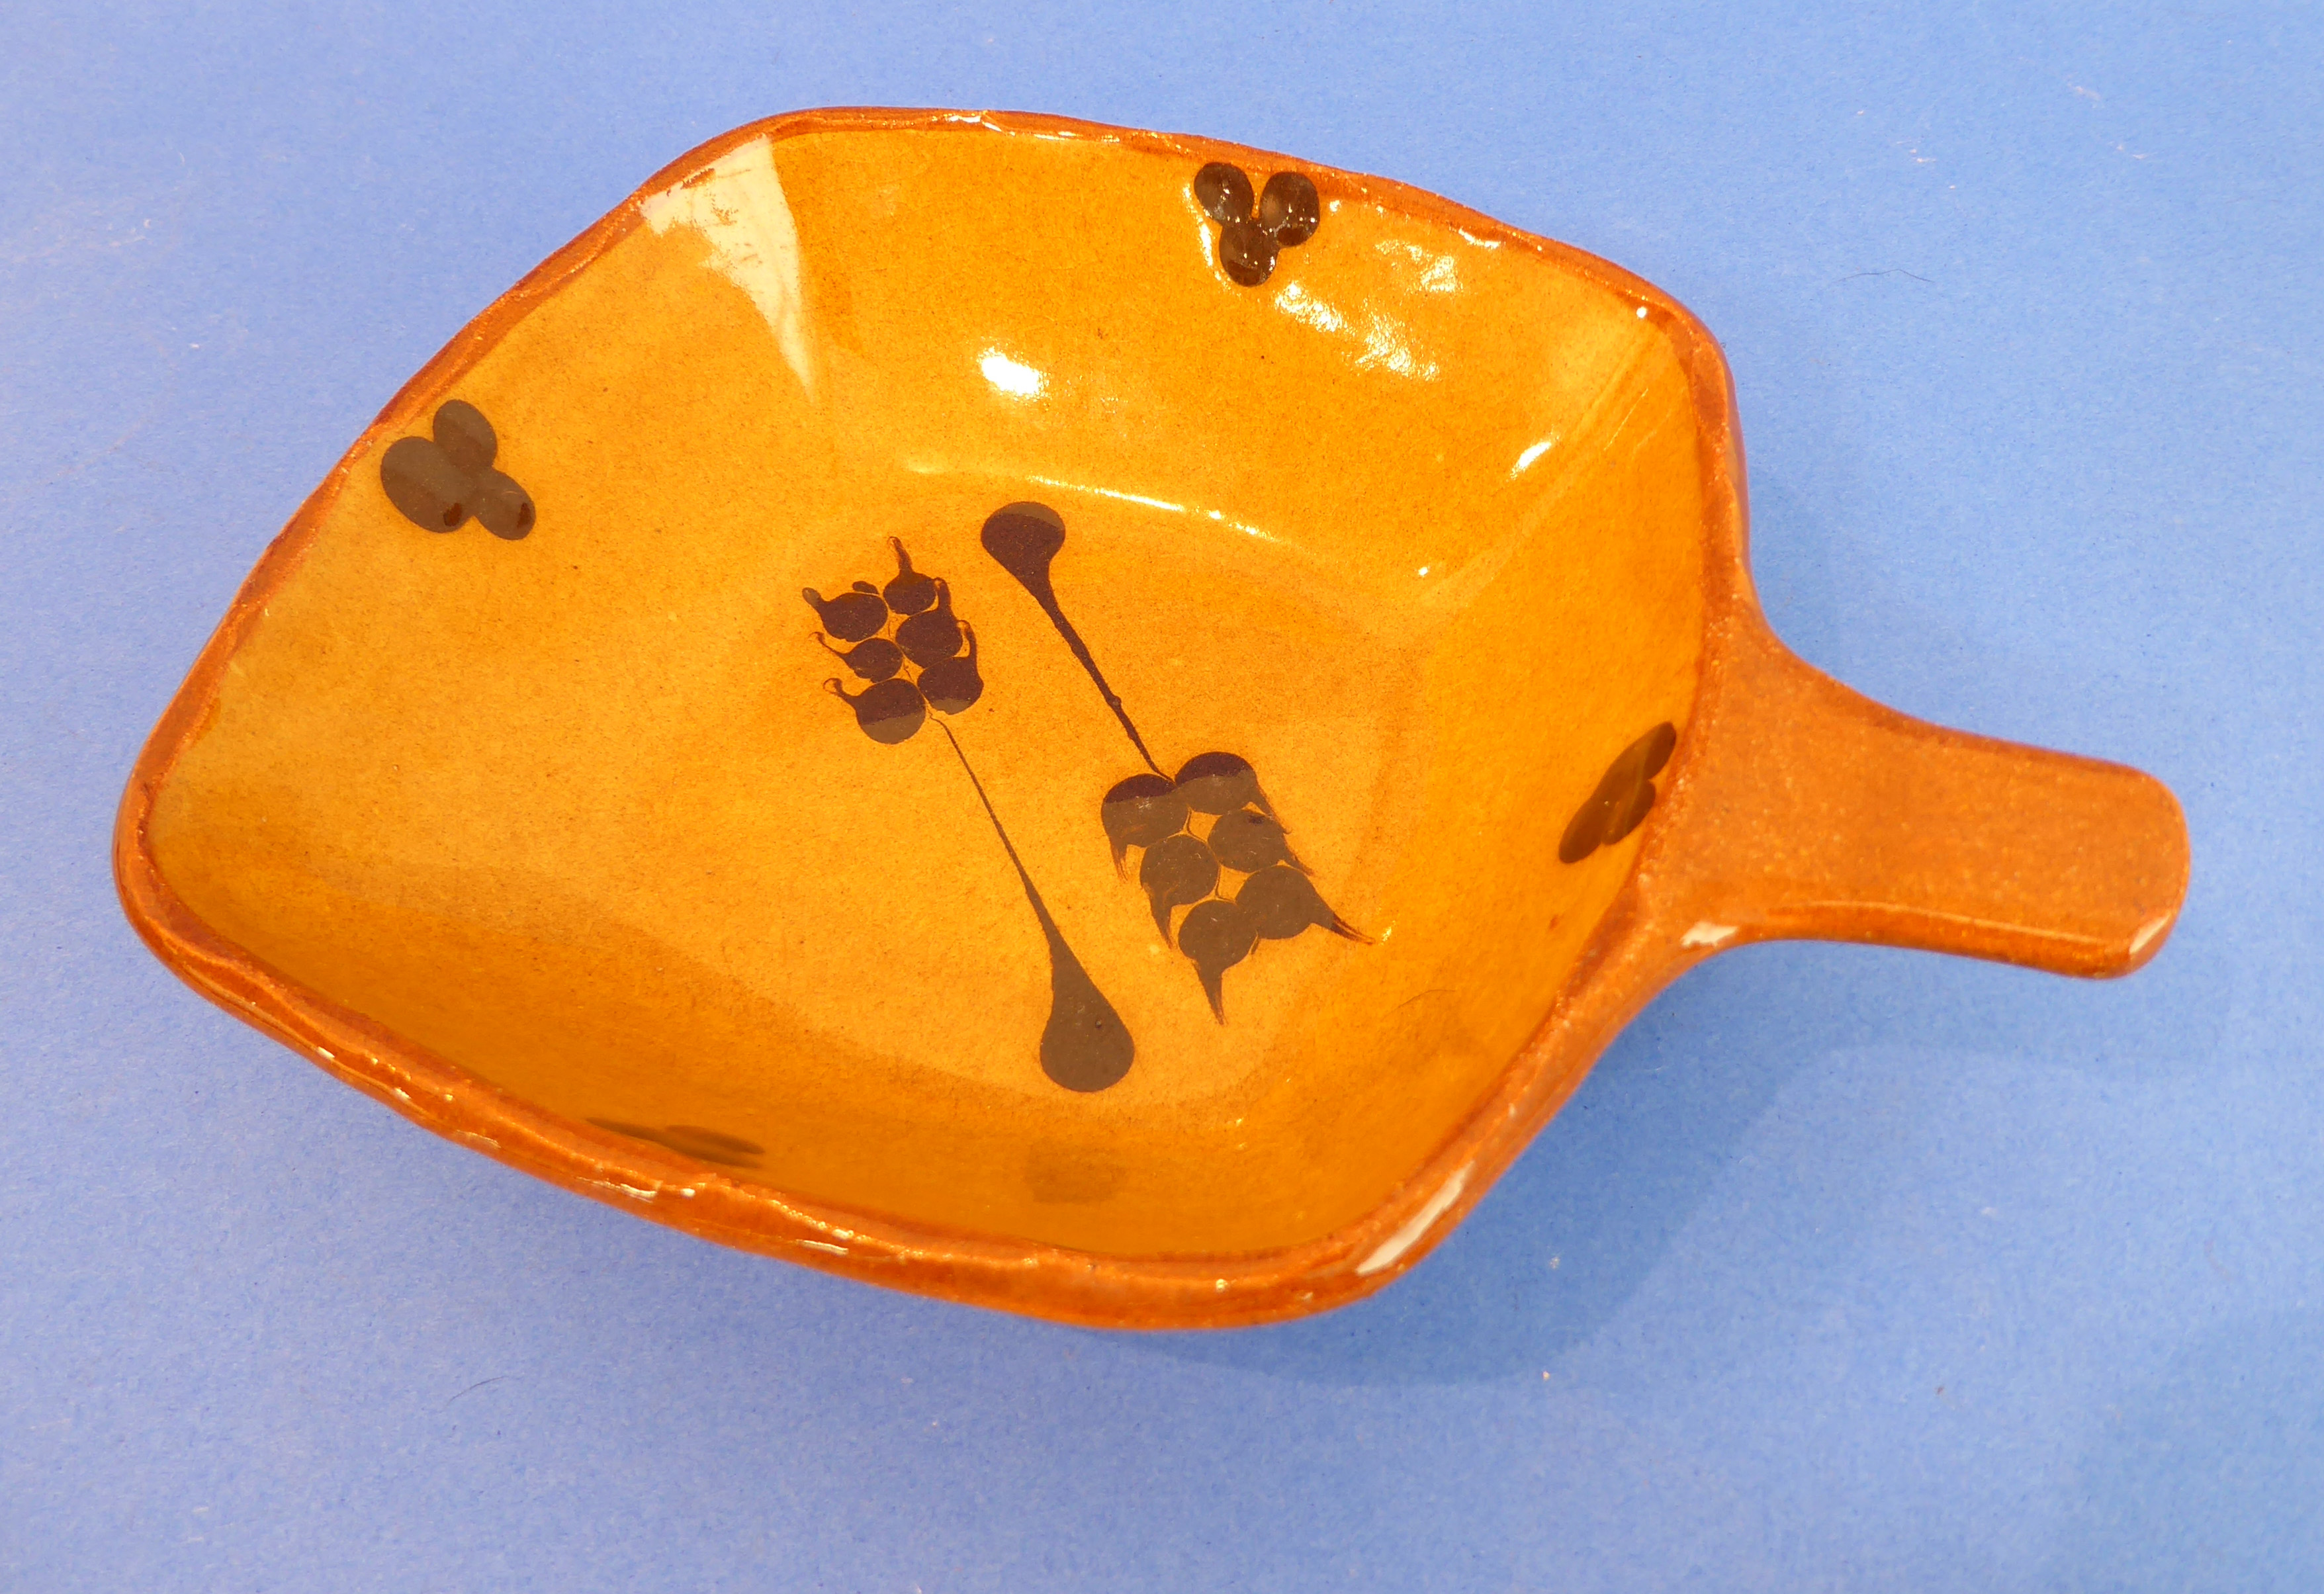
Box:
(918, 621), (983, 713)
(817, 633), (905, 682)
(1218, 218), (1277, 287)
(432, 399), (498, 475)
(1177, 897), (1259, 1022)
(1175, 752), (1269, 817)
(1206, 807), (1303, 874)
(1237, 864), (1364, 942)
(895, 578), (963, 666)
(825, 676), (925, 744)
(380, 436), (472, 532)
(1258, 172), (1321, 246)
(883, 537), (938, 615)
(1194, 162), (1254, 224)
(802, 586), (888, 642)
(1100, 774), (1188, 873)
(1140, 832), (1219, 942)
(471, 468), (534, 540)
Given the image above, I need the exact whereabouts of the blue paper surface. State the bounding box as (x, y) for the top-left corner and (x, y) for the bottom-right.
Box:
(4, 3), (2319, 1588)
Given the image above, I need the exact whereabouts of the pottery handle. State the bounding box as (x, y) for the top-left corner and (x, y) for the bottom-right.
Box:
(1664, 620), (2189, 977)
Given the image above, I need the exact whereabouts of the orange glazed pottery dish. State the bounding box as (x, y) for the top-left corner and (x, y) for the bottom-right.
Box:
(115, 109), (2190, 1327)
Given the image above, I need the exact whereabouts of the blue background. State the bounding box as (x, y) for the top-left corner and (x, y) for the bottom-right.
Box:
(5, 3), (2319, 1588)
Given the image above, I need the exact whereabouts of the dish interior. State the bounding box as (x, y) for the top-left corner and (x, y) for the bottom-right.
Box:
(146, 123), (1710, 1254)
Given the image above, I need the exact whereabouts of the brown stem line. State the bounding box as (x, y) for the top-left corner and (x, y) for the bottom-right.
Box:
(936, 718), (1061, 942)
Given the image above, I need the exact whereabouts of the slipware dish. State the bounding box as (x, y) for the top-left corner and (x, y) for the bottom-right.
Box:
(116, 109), (2190, 1327)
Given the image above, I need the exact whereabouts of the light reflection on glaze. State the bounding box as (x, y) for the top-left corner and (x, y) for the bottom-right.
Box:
(979, 349), (1046, 398)
(1375, 239), (1462, 293)
(1021, 474), (1276, 543)
(1273, 281), (1347, 335)
(1355, 311), (1439, 381)
(1269, 281), (1440, 382)
(1510, 435), (1559, 478)
(640, 136), (815, 398)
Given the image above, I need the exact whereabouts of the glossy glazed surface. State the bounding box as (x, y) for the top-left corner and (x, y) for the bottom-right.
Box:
(139, 117), (1705, 1256)
(116, 110), (2184, 1323)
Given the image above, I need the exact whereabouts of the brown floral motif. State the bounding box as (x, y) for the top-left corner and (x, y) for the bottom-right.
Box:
(1194, 163), (1321, 287)
(1560, 723), (1679, 864)
(981, 500), (1367, 1025)
(378, 399), (536, 539)
(1104, 754), (1364, 1022)
(808, 538), (983, 743)
(809, 539), (1130, 1094)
